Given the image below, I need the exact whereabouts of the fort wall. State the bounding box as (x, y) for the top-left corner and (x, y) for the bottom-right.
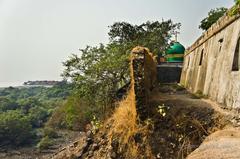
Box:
(180, 13), (240, 110)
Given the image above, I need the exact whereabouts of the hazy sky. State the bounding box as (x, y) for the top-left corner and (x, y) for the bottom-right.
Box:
(0, 0), (234, 86)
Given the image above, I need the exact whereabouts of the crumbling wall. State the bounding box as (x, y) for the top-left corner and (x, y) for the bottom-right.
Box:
(181, 13), (240, 110)
(131, 46), (157, 119)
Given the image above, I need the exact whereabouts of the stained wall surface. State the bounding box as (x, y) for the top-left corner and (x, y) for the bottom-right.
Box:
(180, 14), (240, 110)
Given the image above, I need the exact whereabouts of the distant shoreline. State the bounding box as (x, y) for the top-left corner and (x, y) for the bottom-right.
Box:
(0, 80), (62, 88)
(23, 80), (59, 86)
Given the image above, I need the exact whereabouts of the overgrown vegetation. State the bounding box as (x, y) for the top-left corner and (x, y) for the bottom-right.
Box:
(47, 95), (93, 130)
(229, 0), (240, 16)
(37, 127), (58, 151)
(59, 20), (180, 131)
(199, 7), (227, 31)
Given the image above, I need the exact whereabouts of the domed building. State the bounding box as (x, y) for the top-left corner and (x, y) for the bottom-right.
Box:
(157, 42), (186, 83)
(165, 42), (185, 62)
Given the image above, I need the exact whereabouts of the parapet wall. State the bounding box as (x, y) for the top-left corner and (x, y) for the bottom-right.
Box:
(187, 13), (240, 54)
(180, 13), (240, 110)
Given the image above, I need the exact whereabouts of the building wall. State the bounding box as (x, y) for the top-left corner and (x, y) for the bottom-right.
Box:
(180, 14), (240, 110)
(157, 63), (182, 83)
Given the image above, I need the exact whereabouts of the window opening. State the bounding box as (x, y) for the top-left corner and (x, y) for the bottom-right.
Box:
(232, 37), (240, 71)
(199, 49), (204, 66)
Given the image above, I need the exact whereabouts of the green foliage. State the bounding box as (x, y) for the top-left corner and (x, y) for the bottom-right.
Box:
(43, 127), (58, 138)
(91, 115), (102, 134)
(0, 97), (18, 111)
(19, 97), (42, 113)
(229, 0), (240, 16)
(199, 7), (227, 31)
(62, 44), (130, 117)
(191, 90), (208, 99)
(0, 110), (34, 145)
(64, 96), (81, 129)
(37, 127), (57, 151)
(62, 20), (180, 123)
(0, 81), (73, 102)
(48, 95), (92, 130)
(0, 82), (72, 146)
(37, 136), (53, 150)
(28, 106), (49, 127)
(108, 21), (181, 55)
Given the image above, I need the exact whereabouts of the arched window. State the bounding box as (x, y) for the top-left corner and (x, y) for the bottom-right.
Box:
(232, 37), (240, 71)
(199, 49), (204, 66)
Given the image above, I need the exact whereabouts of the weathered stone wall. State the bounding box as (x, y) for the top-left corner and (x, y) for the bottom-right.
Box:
(131, 46), (157, 119)
(180, 13), (240, 110)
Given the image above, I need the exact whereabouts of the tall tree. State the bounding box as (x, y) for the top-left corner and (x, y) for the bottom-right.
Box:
(199, 7), (227, 31)
(108, 20), (180, 55)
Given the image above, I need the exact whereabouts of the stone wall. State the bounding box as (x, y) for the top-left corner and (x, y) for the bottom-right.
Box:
(180, 13), (240, 110)
(131, 46), (157, 119)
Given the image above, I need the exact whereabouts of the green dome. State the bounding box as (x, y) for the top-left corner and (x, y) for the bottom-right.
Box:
(166, 42), (185, 54)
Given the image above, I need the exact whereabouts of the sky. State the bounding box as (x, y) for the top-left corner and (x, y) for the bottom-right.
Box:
(0, 0), (234, 87)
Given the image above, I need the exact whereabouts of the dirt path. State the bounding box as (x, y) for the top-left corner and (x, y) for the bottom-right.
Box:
(147, 84), (238, 159)
(185, 99), (240, 159)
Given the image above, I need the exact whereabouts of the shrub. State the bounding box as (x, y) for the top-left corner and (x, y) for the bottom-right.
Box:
(37, 136), (53, 150)
(43, 127), (58, 138)
(28, 106), (49, 128)
(47, 96), (93, 131)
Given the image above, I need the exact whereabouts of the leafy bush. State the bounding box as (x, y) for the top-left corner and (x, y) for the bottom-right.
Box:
(43, 127), (58, 138)
(0, 110), (34, 145)
(28, 106), (49, 127)
(37, 136), (53, 150)
(47, 96), (93, 131)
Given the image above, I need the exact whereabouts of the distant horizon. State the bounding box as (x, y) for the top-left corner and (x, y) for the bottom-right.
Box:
(0, 79), (63, 87)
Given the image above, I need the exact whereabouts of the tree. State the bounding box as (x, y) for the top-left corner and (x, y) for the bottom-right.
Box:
(0, 110), (33, 145)
(62, 20), (180, 120)
(18, 97), (42, 114)
(199, 7), (227, 31)
(0, 97), (18, 111)
(108, 20), (181, 55)
(62, 43), (130, 117)
(28, 106), (48, 127)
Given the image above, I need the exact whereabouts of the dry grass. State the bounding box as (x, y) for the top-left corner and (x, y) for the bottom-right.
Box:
(106, 46), (156, 158)
(109, 85), (137, 143)
(107, 50), (138, 157)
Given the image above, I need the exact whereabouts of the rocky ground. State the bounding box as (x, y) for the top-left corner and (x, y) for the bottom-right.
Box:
(0, 130), (83, 159)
